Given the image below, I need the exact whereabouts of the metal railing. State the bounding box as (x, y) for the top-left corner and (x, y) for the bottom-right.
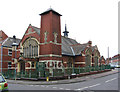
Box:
(2, 65), (111, 79)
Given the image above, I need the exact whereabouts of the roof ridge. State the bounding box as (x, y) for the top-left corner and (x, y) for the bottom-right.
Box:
(9, 37), (21, 40)
(70, 44), (81, 46)
(40, 8), (62, 16)
(2, 37), (9, 45)
(31, 25), (40, 29)
(61, 36), (78, 41)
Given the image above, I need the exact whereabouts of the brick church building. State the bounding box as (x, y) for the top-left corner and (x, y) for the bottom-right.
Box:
(0, 8), (105, 73)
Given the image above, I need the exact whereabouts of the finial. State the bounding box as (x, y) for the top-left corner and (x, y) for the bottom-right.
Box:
(50, 5), (52, 8)
(65, 23), (67, 31)
(63, 23), (69, 38)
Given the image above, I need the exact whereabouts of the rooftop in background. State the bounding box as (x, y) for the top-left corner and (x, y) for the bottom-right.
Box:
(2, 37), (20, 48)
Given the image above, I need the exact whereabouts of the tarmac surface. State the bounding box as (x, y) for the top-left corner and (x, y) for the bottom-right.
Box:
(6, 69), (119, 85)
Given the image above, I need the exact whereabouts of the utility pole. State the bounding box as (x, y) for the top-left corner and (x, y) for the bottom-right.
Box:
(1, 45), (3, 73)
(108, 47), (109, 64)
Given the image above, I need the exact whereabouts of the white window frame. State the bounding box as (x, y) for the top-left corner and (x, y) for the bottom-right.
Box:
(8, 49), (12, 56)
(8, 62), (12, 69)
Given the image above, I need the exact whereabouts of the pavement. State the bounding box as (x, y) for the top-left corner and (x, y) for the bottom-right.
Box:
(6, 69), (119, 85)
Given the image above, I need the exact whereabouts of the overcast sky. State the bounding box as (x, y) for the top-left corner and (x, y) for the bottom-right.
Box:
(0, 0), (119, 59)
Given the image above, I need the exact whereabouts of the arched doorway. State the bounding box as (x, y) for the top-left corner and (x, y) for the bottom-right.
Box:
(20, 61), (25, 72)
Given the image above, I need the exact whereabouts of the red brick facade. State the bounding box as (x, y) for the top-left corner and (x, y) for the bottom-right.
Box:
(0, 31), (11, 72)
(0, 8), (105, 73)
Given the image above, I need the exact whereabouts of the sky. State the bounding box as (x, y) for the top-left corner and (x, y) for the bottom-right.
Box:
(0, 0), (119, 59)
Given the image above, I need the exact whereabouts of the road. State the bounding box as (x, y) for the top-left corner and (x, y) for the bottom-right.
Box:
(7, 72), (119, 92)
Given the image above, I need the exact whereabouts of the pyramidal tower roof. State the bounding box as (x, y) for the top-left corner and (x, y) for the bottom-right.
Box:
(40, 8), (62, 16)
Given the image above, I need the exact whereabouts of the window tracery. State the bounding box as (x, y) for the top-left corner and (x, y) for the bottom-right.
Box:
(23, 38), (38, 58)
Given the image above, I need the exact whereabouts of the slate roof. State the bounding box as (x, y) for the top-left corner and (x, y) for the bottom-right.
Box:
(91, 45), (98, 52)
(2, 37), (21, 48)
(62, 36), (79, 56)
(71, 44), (88, 55)
(31, 25), (40, 35)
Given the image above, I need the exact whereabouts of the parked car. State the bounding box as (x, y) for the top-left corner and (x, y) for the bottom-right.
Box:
(109, 63), (115, 69)
(0, 73), (8, 91)
(115, 64), (120, 68)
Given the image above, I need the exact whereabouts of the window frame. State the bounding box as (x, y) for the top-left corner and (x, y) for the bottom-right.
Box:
(8, 49), (12, 56)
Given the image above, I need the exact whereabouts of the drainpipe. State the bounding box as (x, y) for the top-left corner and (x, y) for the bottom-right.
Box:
(1, 45), (3, 73)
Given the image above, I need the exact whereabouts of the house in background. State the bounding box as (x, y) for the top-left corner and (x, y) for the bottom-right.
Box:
(108, 54), (120, 68)
(0, 30), (20, 72)
(99, 56), (106, 65)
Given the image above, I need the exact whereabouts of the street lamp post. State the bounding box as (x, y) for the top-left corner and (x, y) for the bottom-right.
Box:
(12, 35), (18, 81)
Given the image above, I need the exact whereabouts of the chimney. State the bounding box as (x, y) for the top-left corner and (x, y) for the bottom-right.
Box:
(88, 41), (92, 47)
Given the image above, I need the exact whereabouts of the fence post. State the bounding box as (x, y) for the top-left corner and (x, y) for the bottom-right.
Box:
(84, 67), (85, 73)
(29, 70), (31, 78)
(8, 69), (9, 79)
(14, 69), (16, 79)
(100, 65), (102, 71)
(62, 67), (65, 76)
(89, 66), (91, 72)
(79, 66), (80, 74)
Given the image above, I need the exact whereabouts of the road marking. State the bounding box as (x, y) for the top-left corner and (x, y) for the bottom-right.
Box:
(30, 85), (34, 86)
(52, 87), (57, 89)
(34, 85), (39, 87)
(68, 84), (73, 85)
(75, 83), (101, 90)
(76, 86), (89, 90)
(89, 83), (101, 88)
(41, 85), (45, 87)
(59, 88), (64, 90)
(46, 86), (49, 88)
(105, 78), (117, 83)
(65, 88), (71, 90)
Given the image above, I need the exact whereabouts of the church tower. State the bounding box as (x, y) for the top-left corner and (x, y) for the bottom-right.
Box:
(39, 8), (62, 70)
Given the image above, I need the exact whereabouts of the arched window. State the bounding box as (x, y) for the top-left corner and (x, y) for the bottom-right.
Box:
(94, 50), (100, 66)
(94, 56), (98, 66)
(85, 55), (91, 66)
(85, 48), (92, 66)
(23, 38), (39, 58)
